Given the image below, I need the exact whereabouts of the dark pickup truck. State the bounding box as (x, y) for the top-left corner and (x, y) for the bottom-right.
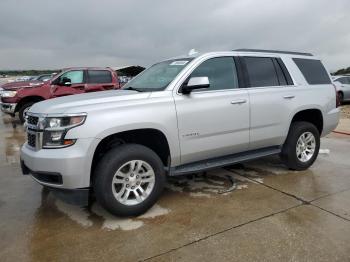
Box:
(1, 67), (120, 122)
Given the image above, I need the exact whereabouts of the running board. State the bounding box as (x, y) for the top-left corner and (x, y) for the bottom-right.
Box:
(169, 146), (281, 176)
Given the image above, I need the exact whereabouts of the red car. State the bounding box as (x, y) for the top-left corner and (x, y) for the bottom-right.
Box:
(1, 67), (120, 122)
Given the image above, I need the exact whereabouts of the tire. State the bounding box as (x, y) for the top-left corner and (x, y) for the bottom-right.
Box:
(93, 144), (166, 217)
(281, 121), (320, 171)
(338, 92), (344, 105)
(19, 102), (35, 123)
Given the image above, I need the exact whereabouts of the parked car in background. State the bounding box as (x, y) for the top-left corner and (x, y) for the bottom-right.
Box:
(29, 74), (54, 82)
(1, 67), (120, 122)
(15, 76), (32, 82)
(20, 49), (339, 216)
(332, 75), (350, 104)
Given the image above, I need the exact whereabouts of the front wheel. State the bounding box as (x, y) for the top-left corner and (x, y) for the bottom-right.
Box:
(93, 144), (166, 217)
(281, 121), (320, 171)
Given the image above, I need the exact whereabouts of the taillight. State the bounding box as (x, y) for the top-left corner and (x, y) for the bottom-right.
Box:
(333, 84), (340, 108)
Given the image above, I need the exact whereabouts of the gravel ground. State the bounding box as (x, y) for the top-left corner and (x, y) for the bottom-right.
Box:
(340, 104), (350, 119)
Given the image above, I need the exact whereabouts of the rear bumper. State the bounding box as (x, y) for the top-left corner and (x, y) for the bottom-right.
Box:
(322, 108), (340, 137)
(0, 102), (17, 115)
(21, 159), (90, 206)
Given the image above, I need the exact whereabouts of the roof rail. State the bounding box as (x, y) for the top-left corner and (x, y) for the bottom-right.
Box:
(233, 49), (313, 56)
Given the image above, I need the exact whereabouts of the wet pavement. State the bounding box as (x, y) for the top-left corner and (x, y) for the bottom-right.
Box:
(0, 109), (350, 262)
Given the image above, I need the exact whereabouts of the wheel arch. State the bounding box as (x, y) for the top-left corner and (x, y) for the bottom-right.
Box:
(15, 96), (45, 112)
(289, 108), (324, 135)
(90, 128), (172, 185)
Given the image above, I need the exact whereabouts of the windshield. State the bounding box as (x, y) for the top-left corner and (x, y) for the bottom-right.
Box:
(123, 58), (193, 92)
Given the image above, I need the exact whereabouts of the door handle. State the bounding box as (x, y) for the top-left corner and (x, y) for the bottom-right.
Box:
(283, 95), (295, 99)
(231, 99), (247, 105)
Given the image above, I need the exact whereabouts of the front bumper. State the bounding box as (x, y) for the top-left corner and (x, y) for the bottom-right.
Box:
(21, 160), (90, 205)
(0, 102), (17, 115)
(20, 137), (99, 189)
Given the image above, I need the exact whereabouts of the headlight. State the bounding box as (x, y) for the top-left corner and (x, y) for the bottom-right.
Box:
(42, 114), (86, 148)
(2, 90), (17, 97)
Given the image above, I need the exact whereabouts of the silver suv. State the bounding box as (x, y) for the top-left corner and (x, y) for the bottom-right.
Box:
(21, 49), (340, 216)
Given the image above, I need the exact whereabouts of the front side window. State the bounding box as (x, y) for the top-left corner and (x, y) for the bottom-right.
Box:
(58, 70), (84, 84)
(123, 58), (193, 92)
(293, 58), (331, 85)
(88, 70), (112, 83)
(190, 57), (238, 91)
(244, 57), (279, 87)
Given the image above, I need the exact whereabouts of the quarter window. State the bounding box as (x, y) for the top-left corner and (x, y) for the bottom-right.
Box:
(190, 57), (239, 91)
(88, 70), (112, 83)
(293, 58), (331, 85)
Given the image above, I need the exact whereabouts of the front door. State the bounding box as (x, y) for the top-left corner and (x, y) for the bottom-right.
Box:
(174, 56), (250, 164)
(51, 70), (86, 97)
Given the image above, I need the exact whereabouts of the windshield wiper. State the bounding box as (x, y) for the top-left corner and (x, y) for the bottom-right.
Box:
(123, 86), (143, 92)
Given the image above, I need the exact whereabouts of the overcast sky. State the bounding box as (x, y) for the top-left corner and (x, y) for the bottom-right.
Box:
(0, 0), (349, 71)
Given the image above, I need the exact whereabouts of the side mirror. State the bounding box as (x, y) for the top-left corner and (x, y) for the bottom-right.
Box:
(181, 76), (210, 94)
(61, 77), (72, 86)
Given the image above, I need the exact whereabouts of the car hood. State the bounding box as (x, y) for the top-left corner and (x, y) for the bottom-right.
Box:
(29, 90), (151, 115)
(1, 80), (44, 90)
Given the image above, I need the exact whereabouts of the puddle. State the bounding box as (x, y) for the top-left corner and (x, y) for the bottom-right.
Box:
(55, 200), (93, 227)
(319, 148), (330, 155)
(139, 204), (170, 219)
(91, 203), (144, 231)
(55, 200), (170, 231)
(165, 169), (263, 197)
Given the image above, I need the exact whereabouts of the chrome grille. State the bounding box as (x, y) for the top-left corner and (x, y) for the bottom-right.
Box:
(27, 115), (39, 126)
(27, 132), (36, 148)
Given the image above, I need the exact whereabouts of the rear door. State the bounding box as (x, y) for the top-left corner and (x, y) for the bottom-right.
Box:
(241, 56), (297, 149)
(51, 70), (86, 97)
(174, 56), (250, 164)
(86, 70), (116, 92)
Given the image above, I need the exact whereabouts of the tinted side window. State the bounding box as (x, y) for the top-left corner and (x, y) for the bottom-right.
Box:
(243, 57), (279, 87)
(293, 58), (331, 85)
(88, 70), (112, 83)
(190, 57), (238, 91)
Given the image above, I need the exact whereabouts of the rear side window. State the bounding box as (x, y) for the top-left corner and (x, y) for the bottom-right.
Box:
(293, 58), (331, 85)
(243, 57), (281, 87)
(190, 57), (239, 91)
(87, 70), (112, 83)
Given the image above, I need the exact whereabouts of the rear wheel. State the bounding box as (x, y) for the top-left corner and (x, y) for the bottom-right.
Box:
(281, 121), (320, 170)
(93, 144), (166, 217)
(19, 102), (35, 123)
